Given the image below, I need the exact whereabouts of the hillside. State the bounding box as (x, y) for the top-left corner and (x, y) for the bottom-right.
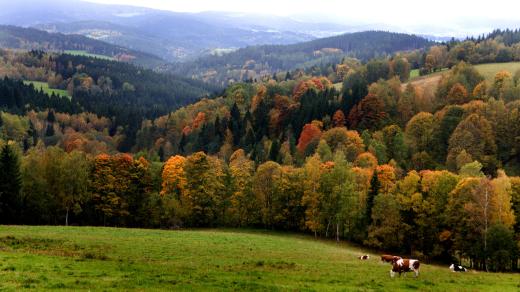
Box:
(404, 61), (520, 95)
(0, 25), (164, 68)
(0, 49), (220, 151)
(0, 0), (352, 62)
(173, 31), (432, 85)
(0, 226), (518, 290)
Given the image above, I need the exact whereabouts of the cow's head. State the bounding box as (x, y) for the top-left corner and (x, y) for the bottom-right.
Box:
(391, 257), (401, 265)
(392, 258), (404, 266)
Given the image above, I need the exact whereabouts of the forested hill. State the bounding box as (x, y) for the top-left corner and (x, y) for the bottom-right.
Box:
(0, 25), (165, 68)
(0, 50), (221, 151)
(172, 31), (432, 85)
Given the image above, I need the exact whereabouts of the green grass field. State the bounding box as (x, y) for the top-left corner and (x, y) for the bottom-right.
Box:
(410, 69), (420, 79)
(474, 62), (520, 81)
(64, 50), (115, 61)
(0, 226), (518, 291)
(23, 81), (70, 99)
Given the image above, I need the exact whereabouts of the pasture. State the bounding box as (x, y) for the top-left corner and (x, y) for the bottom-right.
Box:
(64, 50), (115, 61)
(0, 226), (518, 291)
(23, 81), (70, 99)
(473, 62), (520, 81)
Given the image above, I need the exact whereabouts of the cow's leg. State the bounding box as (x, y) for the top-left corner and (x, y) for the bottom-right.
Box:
(415, 270), (419, 277)
(390, 270), (395, 278)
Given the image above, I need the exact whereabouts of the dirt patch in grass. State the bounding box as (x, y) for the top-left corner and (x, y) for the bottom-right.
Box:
(243, 260), (297, 270)
(0, 235), (110, 260)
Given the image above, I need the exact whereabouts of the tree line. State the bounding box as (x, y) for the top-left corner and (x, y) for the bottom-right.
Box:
(0, 141), (518, 272)
(3, 41), (520, 273)
(172, 31), (430, 85)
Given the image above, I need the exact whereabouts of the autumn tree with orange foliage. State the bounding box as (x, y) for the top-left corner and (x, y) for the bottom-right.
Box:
(296, 122), (322, 154)
(161, 155), (187, 198)
(332, 110), (346, 127)
(91, 153), (151, 226)
(347, 93), (387, 130)
(447, 83), (469, 104)
(292, 77), (332, 101)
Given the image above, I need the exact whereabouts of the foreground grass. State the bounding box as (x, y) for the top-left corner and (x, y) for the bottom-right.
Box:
(0, 226), (518, 291)
(64, 50), (115, 61)
(23, 81), (70, 99)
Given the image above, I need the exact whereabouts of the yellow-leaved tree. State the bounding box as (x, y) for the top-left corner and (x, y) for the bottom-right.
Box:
(301, 154), (322, 237)
(161, 155), (187, 198)
(491, 170), (516, 228)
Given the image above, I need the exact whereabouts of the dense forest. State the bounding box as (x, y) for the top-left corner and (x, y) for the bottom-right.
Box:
(172, 31), (432, 85)
(2, 28), (520, 273)
(0, 49), (220, 151)
(0, 25), (165, 68)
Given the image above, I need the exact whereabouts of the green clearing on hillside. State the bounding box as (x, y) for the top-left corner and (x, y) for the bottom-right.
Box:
(409, 68), (449, 81)
(410, 68), (420, 79)
(0, 226), (518, 291)
(406, 62), (520, 93)
(64, 50), (115, 61)
(23, 81), (70, 99)
(474, 62), (520, 80)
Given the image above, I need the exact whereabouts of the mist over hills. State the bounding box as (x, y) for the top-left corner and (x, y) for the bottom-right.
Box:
(0, 0), (353, 61)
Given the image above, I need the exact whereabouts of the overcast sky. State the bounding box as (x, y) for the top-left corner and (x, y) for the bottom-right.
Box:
(85, 0), (519, 23)
(83, 0), (520, 37)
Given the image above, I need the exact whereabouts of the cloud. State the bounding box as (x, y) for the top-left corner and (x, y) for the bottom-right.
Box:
(84, 0), (520, 37)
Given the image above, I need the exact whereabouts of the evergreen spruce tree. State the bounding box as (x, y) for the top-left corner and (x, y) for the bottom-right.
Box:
(45, 124), (55, 137)
(179, 133), (187, 154)
(28, 120), (38, 146)
(269, 139), (280, 162)
(229, 103), (242, 145)
(158, 146), (165, 162)
(0, 144), (22, 224)
(365, 170), (380, 227)
(47, 110), (56, 123)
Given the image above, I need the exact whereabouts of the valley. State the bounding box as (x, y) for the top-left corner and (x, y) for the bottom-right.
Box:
(1, 0), (520, 289)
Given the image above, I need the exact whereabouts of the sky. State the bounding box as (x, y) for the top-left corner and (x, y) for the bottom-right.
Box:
(83, 0), (520, 37)
(85, 0), (520, 24)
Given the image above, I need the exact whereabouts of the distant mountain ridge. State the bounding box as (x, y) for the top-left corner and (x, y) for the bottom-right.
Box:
(0, 25), (165, 68)
(172, 31), (433, 85)
(0, 0), (354, 62)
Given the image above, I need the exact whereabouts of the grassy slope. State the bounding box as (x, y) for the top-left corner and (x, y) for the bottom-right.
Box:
(23, 81), (70, 99)
(474, 62), (520, 81)
(336, 62), (520, 92)
(0, 226), (518, 291)
(403, 62), (520, 95)
(64, 50), (115, 61)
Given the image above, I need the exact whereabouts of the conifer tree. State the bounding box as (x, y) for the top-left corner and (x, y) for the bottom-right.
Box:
(365, 170), (380, 227)
(0, 144), (22, 224)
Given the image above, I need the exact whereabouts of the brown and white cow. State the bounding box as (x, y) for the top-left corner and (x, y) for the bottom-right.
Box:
(381, 254), (401, 263)
(390, 258), (420, 277)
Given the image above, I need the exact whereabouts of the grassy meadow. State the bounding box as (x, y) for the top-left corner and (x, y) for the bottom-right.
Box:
(0, 226), (518, 291)
(64, 50), (115, 61)
(23, 81), (70, 99)
(473, 62), (520, 80)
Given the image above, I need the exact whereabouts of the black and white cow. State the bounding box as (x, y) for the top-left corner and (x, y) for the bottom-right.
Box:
(449, 264), (467, 272)
(358, 255), (370, 260)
